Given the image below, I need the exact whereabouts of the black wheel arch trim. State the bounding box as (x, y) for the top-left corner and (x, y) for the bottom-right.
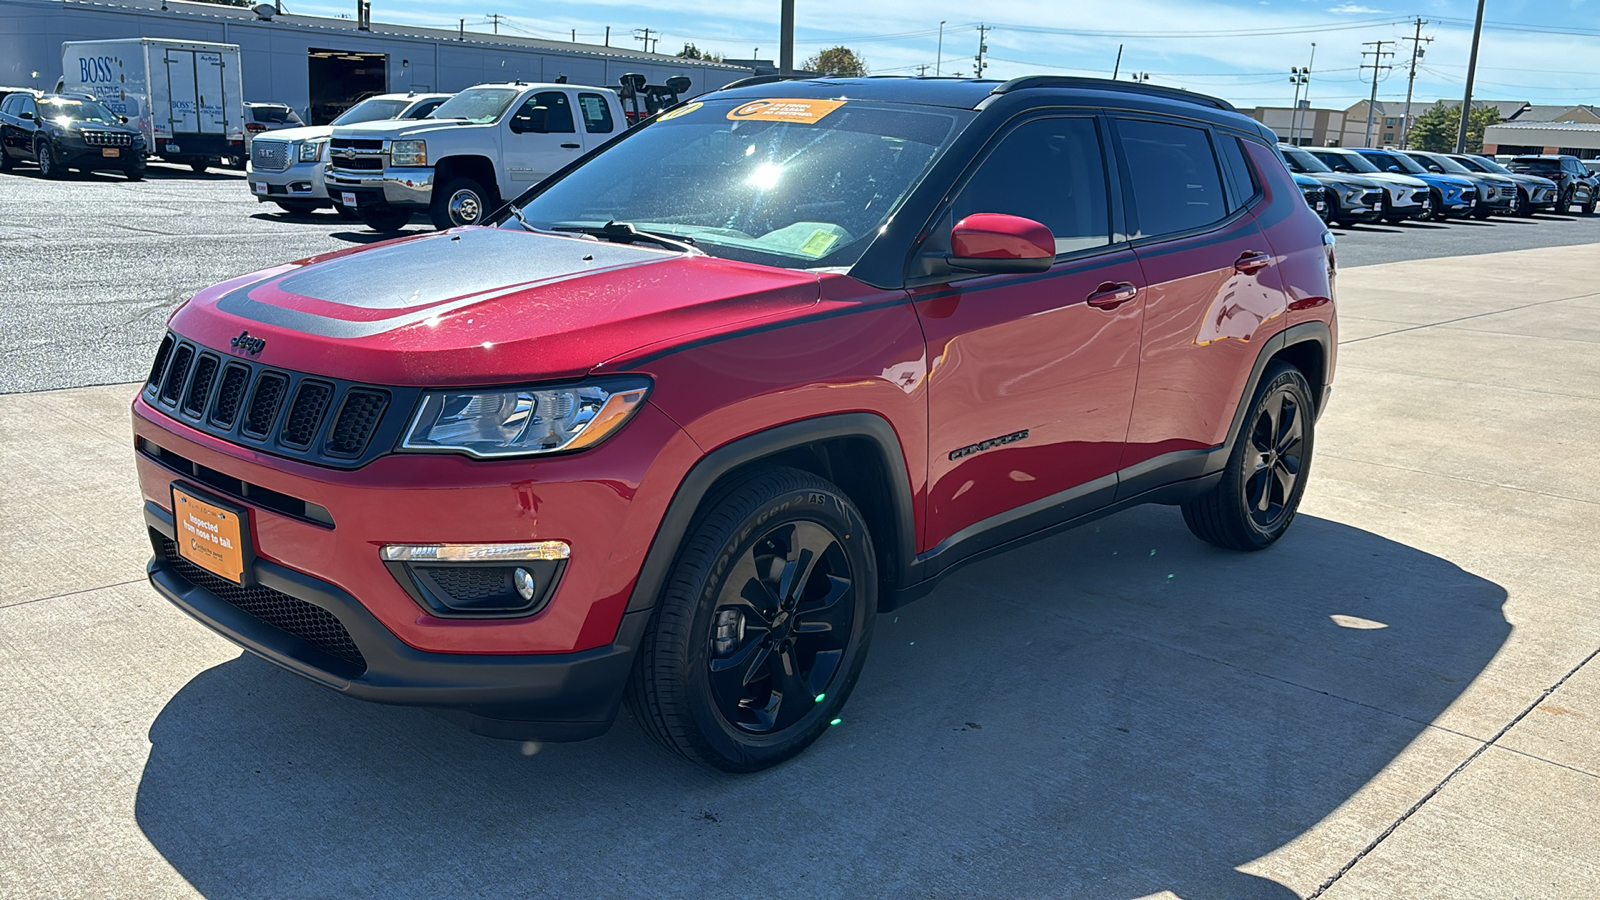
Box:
(622, 413), (919, 615)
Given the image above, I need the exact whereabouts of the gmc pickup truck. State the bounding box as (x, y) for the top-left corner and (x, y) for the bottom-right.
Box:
(324, 82), (627, 232)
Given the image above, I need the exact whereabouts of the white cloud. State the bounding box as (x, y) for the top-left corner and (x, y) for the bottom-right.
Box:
(1328, 4), (1384, 13)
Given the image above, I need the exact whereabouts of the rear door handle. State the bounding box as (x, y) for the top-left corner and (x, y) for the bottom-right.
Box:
(560, 142), (581, 149)
(1235, 251), (1273, 274)
(1086, 282), (1138, 310)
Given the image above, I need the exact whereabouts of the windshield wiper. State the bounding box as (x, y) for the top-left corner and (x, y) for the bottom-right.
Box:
(551, 221), (697, 253)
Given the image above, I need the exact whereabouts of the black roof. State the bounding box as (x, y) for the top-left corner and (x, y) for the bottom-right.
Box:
(704, 75), (1267, 139)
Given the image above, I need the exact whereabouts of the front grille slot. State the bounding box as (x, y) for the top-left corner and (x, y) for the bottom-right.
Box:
(182, 354), (220, 418)
(327, 390), (387, 457)
(147, 335), (174, 392)
(282, 381), (332, 448)
(82, 131), (134, 148)
(330, 138), (383, 152)
(159, 345), (194, 405)
(211, 363), (251, 428)
(139, 438), (335, 527)
(243, 373), (288, 438)
(158, 536), (365, 672)
(331, 156), (384, 172)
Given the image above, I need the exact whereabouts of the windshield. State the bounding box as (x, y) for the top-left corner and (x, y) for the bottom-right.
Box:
(1280, 147), (1331, 174)
(1365, 151), (1428, 175)
(430, 88), (521, 124)
(1415, 153), (1472, 175)
(1468, 156), (1514, 175)
(40, 97), (119, 125)
(509, 99), (962, 270)
(1311, 150), (1381, 174)
(332, 98), (408, 125)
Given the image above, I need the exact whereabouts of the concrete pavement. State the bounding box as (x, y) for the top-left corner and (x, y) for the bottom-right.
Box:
(1, 243), (1597, 898)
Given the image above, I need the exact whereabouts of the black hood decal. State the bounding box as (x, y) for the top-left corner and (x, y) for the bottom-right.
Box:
(215, 228), (672, 338)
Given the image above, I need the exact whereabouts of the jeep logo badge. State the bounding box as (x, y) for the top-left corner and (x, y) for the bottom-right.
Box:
(230, 330), (266, 356)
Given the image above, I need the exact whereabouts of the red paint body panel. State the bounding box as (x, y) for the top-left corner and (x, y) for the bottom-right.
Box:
(914, 252), (1144, 549)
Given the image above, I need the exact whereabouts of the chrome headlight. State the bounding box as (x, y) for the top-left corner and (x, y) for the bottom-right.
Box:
(299, 138), (327, 162)
(401, 378), (650, 458)
(391, 139), (427, 166)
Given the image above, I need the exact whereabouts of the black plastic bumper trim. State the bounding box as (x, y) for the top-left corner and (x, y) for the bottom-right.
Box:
(143, 501), (649, 741)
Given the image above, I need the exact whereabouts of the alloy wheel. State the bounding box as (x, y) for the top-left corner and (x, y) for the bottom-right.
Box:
(37, 143), (52, 176)
(707, 520), (855, 734)
(1243, 387), (1305, 530)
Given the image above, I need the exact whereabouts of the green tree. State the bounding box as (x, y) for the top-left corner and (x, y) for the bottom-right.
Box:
(1407, 103), (1501, 152)
(676, 43), (721, 62)
(804, 46), (868, 76)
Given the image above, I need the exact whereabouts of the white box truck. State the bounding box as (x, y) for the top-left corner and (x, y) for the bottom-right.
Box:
(60, 38), (244, 172)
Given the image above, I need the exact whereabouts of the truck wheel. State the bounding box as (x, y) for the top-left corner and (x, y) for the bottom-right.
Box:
(1182, 361), (1316, 552)
(335, 205), (360, 222)
(626, 466), (878, 772)
(190, 160), (208, 174)
(124, 161), (146, 181)
(357, 205), (412, 233)
(36, 141), (62, 179)
(274, 200), (318, 216)
(430, 177), (492, 230)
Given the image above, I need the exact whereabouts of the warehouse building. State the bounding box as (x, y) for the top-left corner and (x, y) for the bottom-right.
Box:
(0, 0), (751, 123)
(1482, 121), (1600, 159)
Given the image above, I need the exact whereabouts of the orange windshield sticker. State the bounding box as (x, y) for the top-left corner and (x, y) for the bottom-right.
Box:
(727, 99), (846, 124)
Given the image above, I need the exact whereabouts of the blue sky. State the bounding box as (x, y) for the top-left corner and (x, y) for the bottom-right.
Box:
(292, 0), (1600, 109)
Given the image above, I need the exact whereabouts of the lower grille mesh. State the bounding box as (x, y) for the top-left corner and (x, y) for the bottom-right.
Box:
(159, 537), (366, 670)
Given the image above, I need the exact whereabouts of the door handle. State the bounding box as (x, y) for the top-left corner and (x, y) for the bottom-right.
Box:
(1235, 251), (1273, 274)
(1086, 282), (1138, 310)
(560, 142), (580, 149)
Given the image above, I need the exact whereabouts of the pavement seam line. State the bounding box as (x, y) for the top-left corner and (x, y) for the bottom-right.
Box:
(1338, 289), (1600, 346)
(0, 579), (144, 611)
(1306, 642), (1600, 899)
(1320, 453), (1600, 508)
(1489, 744), (1600, 782)
(1335, 364), (1600, 402)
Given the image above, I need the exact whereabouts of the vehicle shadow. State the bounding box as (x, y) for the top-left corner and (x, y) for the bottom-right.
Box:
(134, 506), (1508, 898)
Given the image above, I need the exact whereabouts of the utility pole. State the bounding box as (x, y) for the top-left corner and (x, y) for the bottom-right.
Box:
(635, 27), (654, 52)
(487, 13), (503, 35)
(1456, 0), (1487, 153)
(916, 64), (929, 76)
(779, 0), (795, 74)
(974, 24), (989, 78)
(459, 18), (465, 41)
(936, 21), (945, 77)
(1112, 43), (1123, 80)
(1400, 18), (1432, 149)
(1360, 40), (1395, 148)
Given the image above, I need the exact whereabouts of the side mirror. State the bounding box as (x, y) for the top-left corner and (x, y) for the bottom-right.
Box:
(510, 106), (548, 134)
(947, 213), (1055, 274)
(1386, 165), (1401, 173)
(120, 115), (129, 124)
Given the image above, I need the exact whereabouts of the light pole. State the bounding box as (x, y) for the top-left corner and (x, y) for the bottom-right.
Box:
(936, 21), (945, 76)
(1130, 72), (1152, 84)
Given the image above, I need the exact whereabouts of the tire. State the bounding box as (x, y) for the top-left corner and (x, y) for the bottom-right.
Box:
(626, 466), (878, 772)
(429, 176), (493, 230)
(124, 161), (146, 181)
(1182, 361), (1316, 552)
(1583, 195), (1596, 216)
(1512, 189), (1529, 217)
(36, 141), (62, 179)
(1429, 189), (1447, 221)
(1561, 188), (1575, 214)
(335, 205), (360, 222)
(274, 200), (318, 216)
(356, 205), (412, 233)
(0, 150), (13, 172)
(190, 160), (208, 174)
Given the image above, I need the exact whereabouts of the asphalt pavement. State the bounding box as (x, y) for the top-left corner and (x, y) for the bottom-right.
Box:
(4, 161), (1600, 393)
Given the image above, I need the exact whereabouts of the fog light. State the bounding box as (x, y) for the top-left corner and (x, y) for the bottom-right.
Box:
(381, 542), (568, 617)
(514, 567), (536, 602)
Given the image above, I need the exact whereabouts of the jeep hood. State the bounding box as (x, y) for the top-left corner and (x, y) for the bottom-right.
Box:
(168, 227), (822, 385)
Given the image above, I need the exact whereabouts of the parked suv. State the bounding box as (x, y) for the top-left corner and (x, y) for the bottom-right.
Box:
(0, 92), (148, 179)
(1278, 143), (1384, 226)
(1307, 147), (1431, 223)
(1507, 155), (1596, 214)
(324, 82), (627, 232)
(1402, 149), (1515, 218)
(1351, 147), (1478, 219)
(1449, 154), (1559, 215)
(247, 92), (451, 216)
(133, 76), (1336, 772)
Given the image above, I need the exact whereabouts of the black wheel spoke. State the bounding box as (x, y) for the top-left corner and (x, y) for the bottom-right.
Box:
(793, 575), (853, 648)
(708, 639), (770, 722)
(769, 646), (812, 731)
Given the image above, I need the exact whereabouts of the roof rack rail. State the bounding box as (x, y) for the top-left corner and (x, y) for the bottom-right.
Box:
(714, 73), (813, 92)
(990, 76), (1235, 112)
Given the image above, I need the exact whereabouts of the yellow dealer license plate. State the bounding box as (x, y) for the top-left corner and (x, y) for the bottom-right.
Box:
(172, 485), (249, 584)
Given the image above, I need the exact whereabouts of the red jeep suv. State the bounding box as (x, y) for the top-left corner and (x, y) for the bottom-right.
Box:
(135, 76), (1336, 771)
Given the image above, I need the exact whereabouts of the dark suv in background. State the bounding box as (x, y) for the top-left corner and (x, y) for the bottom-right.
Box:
(1450, 154), (1558, 215)
(1507, 155), (1596, 214)
(0, 92), (148, 179)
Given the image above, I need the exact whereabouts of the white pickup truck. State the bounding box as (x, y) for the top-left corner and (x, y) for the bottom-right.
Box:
(324, 82), (627, 232)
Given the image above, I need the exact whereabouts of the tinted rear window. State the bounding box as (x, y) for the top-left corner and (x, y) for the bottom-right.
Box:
(252, 106), (301, 125)
(1117, 118), (1228, 238)
(1512, 158), (1560, 172)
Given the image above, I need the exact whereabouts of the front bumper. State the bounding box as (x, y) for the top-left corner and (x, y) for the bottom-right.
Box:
(324, 166), (435, 209)
(145, 500), (652, 740)
(246, 159), (328, 202)
(55, 143), (146, 170)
